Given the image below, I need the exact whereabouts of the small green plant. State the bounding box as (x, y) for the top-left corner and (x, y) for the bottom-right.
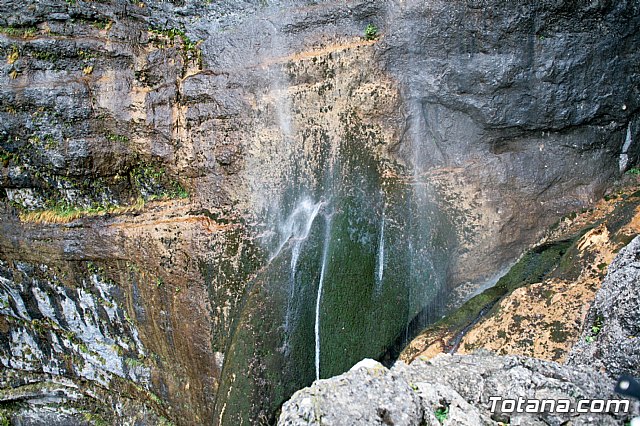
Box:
(106, 132), (129, 144)
(0, 149), (18, 166)
(149, 26), (198, 52)
(91, 19), (113, 31)
(434, 405), (449, 423)
(173, 184), (189, 199)
(7, 45), (19, 64)
(585, 315), (604, 343)
(148, 391), (163, 405)
(626, 167), (640, 176)
(125, 357), (144, 369)
(44, 134), (57, 148)
(77, 49), (96, 60)
(32, 49), (59, 62)
(83, 412), (109, 426)
(0, 412), (10, 426)
(364, 23), (378, 41)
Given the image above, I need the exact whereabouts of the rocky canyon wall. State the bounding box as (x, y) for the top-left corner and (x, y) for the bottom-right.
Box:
(0, 0), (638, 424)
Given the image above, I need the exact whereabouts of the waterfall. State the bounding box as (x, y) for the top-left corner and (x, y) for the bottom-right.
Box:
(375, 212), (385, 294)
(272, 199), (324, 353)
(271, 199), (324, 261)
(215, 4), (457, 422)
(315, 215), (331, 380)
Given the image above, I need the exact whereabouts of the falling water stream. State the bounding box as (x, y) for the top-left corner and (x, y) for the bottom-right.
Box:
(314, 215), (331, 380)
(214, 3), (457, 423)
(275, 199), (325, 354)
(375, 212), (385, 294)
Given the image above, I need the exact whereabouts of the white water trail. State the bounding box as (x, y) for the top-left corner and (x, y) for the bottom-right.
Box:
(270, 199), (323, 262)
(375, 213), (385, 294)
(315, 216), (331, 380)
(275, 199), (324, 354)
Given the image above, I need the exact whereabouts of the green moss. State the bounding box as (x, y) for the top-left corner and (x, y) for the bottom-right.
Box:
(549, 320), (569, 343)
(130, 162), (189, 200)
(30, 201), (110, 220)
(214, 110), (452, 423)
(0, 25), (37, 38)
(105, 132), (129, 144)
(411, 238), (574, 348)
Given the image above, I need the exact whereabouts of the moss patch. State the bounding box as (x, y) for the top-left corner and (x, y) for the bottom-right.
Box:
(401, 237), (574, 361)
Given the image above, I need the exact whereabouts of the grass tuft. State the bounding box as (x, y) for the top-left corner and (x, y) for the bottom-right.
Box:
(19, 198), (147, 224)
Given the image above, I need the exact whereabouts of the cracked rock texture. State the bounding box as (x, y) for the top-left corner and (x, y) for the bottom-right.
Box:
(0, 0), (639, 424)
(279, 354), (638, 426)
(401, 181), (640, 365)
(568, 234), (640, 379)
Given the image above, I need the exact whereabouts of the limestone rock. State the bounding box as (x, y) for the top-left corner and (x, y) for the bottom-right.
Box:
(568, 235), (640, 379)
(279, 353), (637, 425)
(278, 359), (423, 426)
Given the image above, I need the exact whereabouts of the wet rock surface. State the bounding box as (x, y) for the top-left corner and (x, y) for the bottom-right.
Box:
(286, 225), (640, 426)
(402, 181), (640, 364)
(0, 0), (639, 424)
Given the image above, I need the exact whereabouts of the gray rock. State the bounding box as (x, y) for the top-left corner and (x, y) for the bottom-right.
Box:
(0, 259), (149, 387)
(279, 353), (637, 426)
(278, 359), (423, 426)
(568, 235), (640, 379)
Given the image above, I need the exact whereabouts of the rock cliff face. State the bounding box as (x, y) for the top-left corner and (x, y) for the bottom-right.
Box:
(279, 235), (640, 425)
(568, 234), (640, 379)
(0, 0), (639, 424)
(401, 179), (640, 364)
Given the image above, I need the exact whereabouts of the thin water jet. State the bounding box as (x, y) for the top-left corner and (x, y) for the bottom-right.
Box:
(375, 212), (385, 294)
(315, 215), (332, 380)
